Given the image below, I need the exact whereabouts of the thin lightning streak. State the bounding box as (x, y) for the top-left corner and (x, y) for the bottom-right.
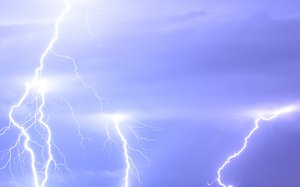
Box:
(65, 100), (88, 146)
(1, 1), (70, 187)
(215, 106), (296, 187)
(49, 50), (114, 153)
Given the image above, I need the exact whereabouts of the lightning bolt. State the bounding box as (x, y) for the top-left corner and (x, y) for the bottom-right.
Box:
(214, 105), (296, 187)
(113, 115), (131, 187)
(0, 1), (70, 186)
(0, 1), (152, 186)
(98, 114), (152, 187)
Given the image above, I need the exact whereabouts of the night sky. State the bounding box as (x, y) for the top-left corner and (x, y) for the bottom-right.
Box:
(1, 0), (300, 187)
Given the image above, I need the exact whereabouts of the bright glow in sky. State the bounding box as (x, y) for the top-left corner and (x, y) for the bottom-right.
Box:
(1, 0), (300, 187)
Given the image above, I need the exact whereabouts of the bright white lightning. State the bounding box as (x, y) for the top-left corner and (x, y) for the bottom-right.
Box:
(1, 1), (152, 186)
(112, 114), (131, 187)
(100, 113), (150, 187)
(215, 106), (297, 187)
(0, 1), (70, 187)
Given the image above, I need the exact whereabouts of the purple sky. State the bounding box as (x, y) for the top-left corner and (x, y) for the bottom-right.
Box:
(1, 0), (300, 187)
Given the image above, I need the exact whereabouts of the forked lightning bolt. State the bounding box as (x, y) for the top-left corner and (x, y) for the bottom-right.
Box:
(0, 1), (151, 187)
(214, 106), (297, 187)
(0, 1), (70, 187)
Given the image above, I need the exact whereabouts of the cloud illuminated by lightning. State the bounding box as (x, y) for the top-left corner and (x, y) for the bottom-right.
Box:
(213, 105), (297, 187)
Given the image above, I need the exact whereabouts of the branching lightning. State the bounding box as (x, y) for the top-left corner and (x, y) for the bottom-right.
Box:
(50, 51), (149, 187)
(214, 106), (297, 187)
(0, 1), (70, 187)
(0, 1), (152, 187)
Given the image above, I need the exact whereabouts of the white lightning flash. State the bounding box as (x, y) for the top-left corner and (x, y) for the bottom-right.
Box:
(1, 1), (153, 186)
(0, 1), (70, 187)
(100, 113), (152, 187)
(215, 106), (296, 187)
(112, 114), (131, 187)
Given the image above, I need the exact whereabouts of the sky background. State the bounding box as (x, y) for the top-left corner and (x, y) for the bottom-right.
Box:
(1, 0), (300, 187)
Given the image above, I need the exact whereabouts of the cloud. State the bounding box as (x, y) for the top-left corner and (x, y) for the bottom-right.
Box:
(81, 169), (123, 178)
(0, 0), (66, 25)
